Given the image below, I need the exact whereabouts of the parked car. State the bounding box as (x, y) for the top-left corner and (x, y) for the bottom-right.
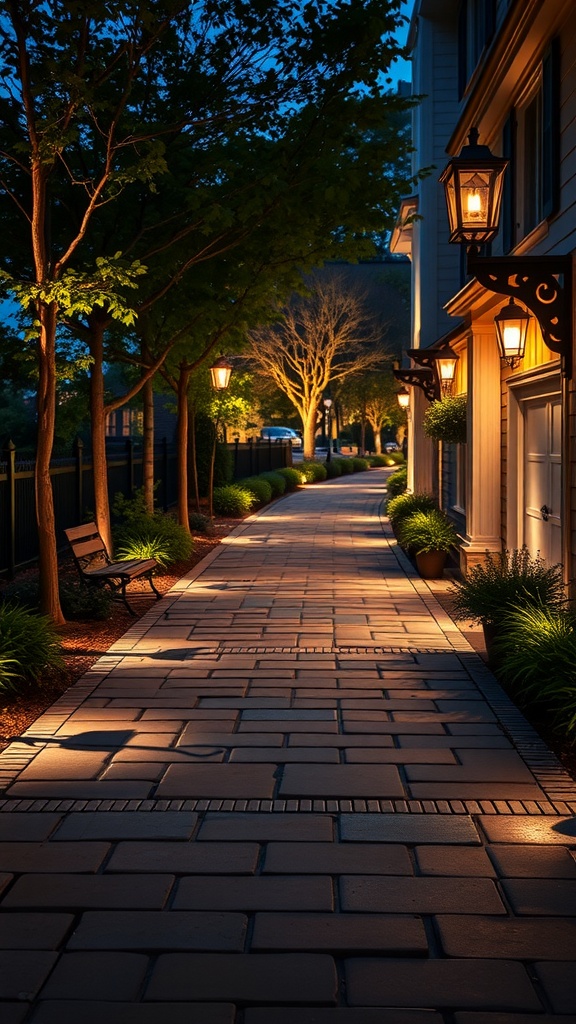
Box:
(384, 441), (399, 452)
(260, 426), (303, 448)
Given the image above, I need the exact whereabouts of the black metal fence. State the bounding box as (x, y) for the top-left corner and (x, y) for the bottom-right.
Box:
(0, 436), (292, 578)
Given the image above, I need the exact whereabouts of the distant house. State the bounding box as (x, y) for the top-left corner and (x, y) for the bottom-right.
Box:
(393, 0), (576, 590)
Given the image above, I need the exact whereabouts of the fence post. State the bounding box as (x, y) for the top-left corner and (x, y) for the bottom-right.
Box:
(248, 437), (253, 475)
(4, 440), (16, 580)
(74, 436), (84, 523)
(162, 437), (169, 511)
(234, 437), (239, 478)
(126, 437), (134, 495)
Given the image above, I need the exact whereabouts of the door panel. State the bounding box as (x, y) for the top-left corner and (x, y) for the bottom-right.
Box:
(523, 396), (561, 564)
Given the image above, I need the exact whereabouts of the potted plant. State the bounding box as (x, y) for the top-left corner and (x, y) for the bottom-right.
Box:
(423, 395), (467, 445)
(449, 547), (566, 663)
(396, 508), (458, 579)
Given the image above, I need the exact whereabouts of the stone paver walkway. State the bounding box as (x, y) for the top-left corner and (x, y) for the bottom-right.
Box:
(1, 468), (576, 1023)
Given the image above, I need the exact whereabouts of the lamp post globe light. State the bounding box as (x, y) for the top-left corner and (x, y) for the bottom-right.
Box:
(207, 357), (233, 525)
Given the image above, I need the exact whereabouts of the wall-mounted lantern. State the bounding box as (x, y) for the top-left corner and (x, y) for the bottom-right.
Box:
(432, 343), (459, 397)
(494, 298), (531, 368)
(439, 128), (508, 249)
(440, 128), (572, 376)
(397, 387), (410, 410)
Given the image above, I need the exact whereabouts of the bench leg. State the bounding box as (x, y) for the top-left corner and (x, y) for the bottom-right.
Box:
(120, 581), (137, 616)
(147, 574), (161, 600)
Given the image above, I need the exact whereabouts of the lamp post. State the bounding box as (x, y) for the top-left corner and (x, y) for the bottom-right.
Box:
(323, 397), (333, 463)
(208, 357), (233, 525)
(440, 128), (572, 376)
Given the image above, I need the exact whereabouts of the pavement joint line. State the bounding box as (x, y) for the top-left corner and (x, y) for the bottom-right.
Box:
(0, 796), (574, 814)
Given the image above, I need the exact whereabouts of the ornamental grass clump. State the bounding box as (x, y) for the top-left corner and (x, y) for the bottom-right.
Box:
(112, 489), (193, 566)
(396, 508), (458, 554)
(387, 491), (437, 527)
(493, 603), (576, 739)
(0, 601), (63, 693)
(213, 484), (256, 517)
(449, 547), (566, 626)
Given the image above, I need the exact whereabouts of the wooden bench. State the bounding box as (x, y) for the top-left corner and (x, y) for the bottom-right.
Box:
(64, 522), (161, 615)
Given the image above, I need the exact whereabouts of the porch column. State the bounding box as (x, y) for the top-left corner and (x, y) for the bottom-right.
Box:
(460, 325), (502, 573)
(410, 386), (437, 497)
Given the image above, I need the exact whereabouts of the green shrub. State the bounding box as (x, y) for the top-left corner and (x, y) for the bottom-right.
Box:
(259, 471), (286, 496)
(0, 601), (63, 692)
(114, 512), (193, 567)
(276, 467), (301, 491)
(2, 578), (112, 621)
(396, 509), (458, 554)
(213, 484), (256, 516)
(386, 466), (407, 497)
(188, 512), (211, 533)
(352, 457), (370, 472)
(386, 450), (405, 465)
(387, 491), (437, 526)
(300, 461), (328, 483)
(494, 604), (576, 738)
(239, 476), (273, 504)
(325, 459), (342, 478)
(423, 395), (467, 445)
(449, 546), (566, 626)
(336, 458), (355, 474)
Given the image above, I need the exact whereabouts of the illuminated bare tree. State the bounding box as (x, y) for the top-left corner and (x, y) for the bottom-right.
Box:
(248, 277), (387, 458)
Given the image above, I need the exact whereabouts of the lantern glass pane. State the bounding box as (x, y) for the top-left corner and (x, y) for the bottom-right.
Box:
(437, 356), (458, 382)
(210, 365), (232, 389)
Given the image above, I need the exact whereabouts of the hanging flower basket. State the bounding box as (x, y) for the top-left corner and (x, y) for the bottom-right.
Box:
(423, 395), (467, 445)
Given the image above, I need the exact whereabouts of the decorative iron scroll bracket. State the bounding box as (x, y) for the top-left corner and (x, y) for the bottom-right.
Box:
(467, 254), (573, 377)
(393, 367), (439, 402)
(406, 348), (438, 372)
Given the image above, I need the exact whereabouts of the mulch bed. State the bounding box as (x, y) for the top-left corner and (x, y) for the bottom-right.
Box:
(0, 517), (242, 753)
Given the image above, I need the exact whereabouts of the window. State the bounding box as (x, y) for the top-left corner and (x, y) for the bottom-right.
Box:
(500, 41), (560, 250)
(458, 0), (496, 95)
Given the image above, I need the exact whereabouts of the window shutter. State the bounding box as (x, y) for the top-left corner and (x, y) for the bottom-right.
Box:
(458, 1), (467, 99)
(542, 38), (560, 219)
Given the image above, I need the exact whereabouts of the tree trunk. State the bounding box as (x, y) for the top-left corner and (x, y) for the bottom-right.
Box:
(36, 302), (65, 625)
(142, 374), (155, 513)
(373, 427), (382, 454)
(187, 397), (201, 514)
(89, 321), (113, 553)
(303, 413), (317, 460)
(175, 367), (191, 533)
(359, 415), (366, 456)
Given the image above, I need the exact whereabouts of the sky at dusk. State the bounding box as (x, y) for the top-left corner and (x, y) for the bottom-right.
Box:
(388, 0), (415, 89)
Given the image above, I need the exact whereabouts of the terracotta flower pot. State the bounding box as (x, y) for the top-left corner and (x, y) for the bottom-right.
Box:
(415, 549), (448, 579)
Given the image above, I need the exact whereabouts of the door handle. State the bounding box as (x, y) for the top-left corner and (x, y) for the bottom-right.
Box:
(540, 504), (550, 521)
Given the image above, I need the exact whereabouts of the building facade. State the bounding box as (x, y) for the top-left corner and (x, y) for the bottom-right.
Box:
(392, 0), (576, 590)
